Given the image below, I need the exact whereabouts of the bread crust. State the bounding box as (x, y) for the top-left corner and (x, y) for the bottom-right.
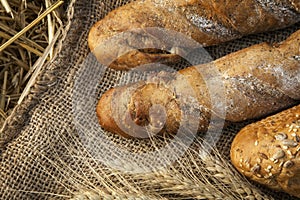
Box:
(88, 0), (300, 70)
(97, 88), (131, 138)
(230, 104), (300, 198)
(96, 29), (300, 138)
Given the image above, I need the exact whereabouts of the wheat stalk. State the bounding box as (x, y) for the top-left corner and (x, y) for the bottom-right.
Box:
(71, 190), (169, 200)
(34, 123), (271, 200)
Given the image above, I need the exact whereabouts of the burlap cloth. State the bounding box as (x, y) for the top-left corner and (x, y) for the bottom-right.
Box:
(0, 0), (299, 199)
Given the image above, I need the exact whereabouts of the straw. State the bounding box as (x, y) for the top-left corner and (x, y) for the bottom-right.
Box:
(0, 0), (64, 127)
(0, 0), (64, 52)
(0, 0), (14, 19)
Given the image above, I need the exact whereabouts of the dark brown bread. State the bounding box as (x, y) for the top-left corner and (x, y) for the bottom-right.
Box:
(230, 104), (300, 198)
(96, 29), (300, 138)
(88, 0), (300, 70)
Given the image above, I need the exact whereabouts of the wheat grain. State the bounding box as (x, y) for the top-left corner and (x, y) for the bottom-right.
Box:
(33, 124), (272, 200)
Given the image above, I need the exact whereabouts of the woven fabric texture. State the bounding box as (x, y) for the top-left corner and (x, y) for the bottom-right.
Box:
(0, 0), (299, 199)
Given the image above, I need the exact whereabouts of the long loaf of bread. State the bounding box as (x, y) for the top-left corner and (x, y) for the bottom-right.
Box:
(230, 104), (300, 198)
(96, 28), (300, 138)
(88, 0), (300, 70)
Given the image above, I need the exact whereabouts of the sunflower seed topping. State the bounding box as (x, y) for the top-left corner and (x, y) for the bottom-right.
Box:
(267, 165), (273, 170)
(251, 164), (261, 173)
(245, 162), (250, 168)
(279, 161), (284, 168)
(264, 165), (273, 173)
(256, 174), (262, 178)
(272, 149), (285, 160)
(283, 160), (294, 168)
(282, 139), (298, 148)
(295, 135), (300, 143)
(275, 132), (287, 141)
(258, 152), (268, 160)
(268, 172), (273, 177)
(293, 55), (300, 61)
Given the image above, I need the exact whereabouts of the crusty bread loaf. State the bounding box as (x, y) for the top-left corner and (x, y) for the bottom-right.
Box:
(96, 29), (300, 138)
(88, 0), (300, 70)
(230, 104), (300, 198)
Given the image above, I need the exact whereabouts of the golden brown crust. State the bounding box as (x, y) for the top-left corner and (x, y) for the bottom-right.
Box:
(181, 29), (300, 121)
(97, 81), (184, 138)
(88, 0), (300, 70)
(129, 83), (182, 135)
(96, 88), (131, 138)
(96, 29), (300, 139)
(230, 104), (300, 198)
(108, 50), (182, 71)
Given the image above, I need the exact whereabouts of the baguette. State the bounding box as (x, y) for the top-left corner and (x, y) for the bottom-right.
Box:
(88, 0), (300, 70)
(96, 29), (300, 138)
(230, 104), (300, 198)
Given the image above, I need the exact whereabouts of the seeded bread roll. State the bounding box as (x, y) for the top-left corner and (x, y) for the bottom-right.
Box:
(88, 0), (300, 70)
(230, 104), (300, 198)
